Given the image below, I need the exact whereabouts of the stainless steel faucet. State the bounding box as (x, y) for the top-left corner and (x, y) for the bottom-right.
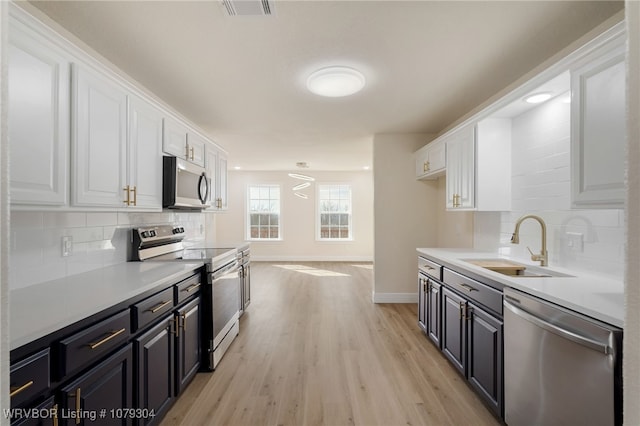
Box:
(511, 214), (548, 266)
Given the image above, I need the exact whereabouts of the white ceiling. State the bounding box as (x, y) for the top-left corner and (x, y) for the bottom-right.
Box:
(28, 0), (623, 171)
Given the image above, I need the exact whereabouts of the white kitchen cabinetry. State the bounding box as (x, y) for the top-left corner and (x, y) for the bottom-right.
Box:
(73, 64), (163, 209)
(127, 94), (164, 209)
(570, 33), (626, 209)
(205, 145), (229, 211)
(163, 118), (206, 167)
(415, 139), (446, 180)
(72, 63), (128, 207)
(445, 119), (510, 211)
(8, 15), (70, 206)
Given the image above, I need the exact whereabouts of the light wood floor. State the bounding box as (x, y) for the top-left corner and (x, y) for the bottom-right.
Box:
(161, 262), (501, 426)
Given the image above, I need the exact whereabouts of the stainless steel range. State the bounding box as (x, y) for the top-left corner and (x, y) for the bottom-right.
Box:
(132, 225), (240, 370)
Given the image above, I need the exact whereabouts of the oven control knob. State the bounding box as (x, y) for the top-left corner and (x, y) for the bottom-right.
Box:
(141, 231), (148, 238)
(179, 227), (185, 233)
(149, 230), (156, 237)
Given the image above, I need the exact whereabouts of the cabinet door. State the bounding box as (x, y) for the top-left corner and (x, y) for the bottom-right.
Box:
(445, 126), (475, 210)
(429, 140), (446, 173)
(60, 344), (133, 426)
(571, 39), (626, 209)
(134, 316), (174, 426)
(176, 297), (201, 394)
(186, 133), (206, 167)
(72, 64), (127, 207)
(427, 279), (441, 348)
(128, 95), (163, 209)
(217, 152), (228, 210)
(162, 117), (188, 160)
(467, 302), (503, 417)
(417, 274), (427, 333)
(12, 396), (56, 426)
(205, 147), (218, 210)
(441, 288), (466, 375)
(8, 18), (70, 206)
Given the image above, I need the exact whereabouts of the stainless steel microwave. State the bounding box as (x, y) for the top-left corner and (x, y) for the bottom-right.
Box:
(162, 156), (209, 209)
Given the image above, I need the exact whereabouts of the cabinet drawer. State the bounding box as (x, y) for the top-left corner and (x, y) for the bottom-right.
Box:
(419, 257), (442, 281)
(10, 349), (50, 408)
(59, 309), (130, 378)
(175, 274), (202, 305)
(133, 287), (175, 331)
(443, 268), (502, 316)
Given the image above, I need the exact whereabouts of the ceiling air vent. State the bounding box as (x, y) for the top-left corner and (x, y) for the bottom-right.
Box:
(222, 0), (273, 16)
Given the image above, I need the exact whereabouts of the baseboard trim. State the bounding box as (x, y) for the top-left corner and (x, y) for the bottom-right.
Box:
(372, 292), (418, 304)
(252, 255), (373, 262)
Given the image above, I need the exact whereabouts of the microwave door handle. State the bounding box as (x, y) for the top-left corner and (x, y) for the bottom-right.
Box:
(198, 173), (209, 204)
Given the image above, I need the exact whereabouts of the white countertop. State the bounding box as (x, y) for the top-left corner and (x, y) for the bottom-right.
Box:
(417, 248), (624, 328)
(10, 261), (204, 351)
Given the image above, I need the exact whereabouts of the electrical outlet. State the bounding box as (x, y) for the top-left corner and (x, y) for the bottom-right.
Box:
(62, 236), (73, 257)
(566, 232), (584, 253)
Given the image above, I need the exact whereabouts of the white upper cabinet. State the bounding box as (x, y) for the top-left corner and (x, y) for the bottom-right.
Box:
(127, 94), (164, 209)
(205, 145), (229, 211)
(445, 120), (511, 211)
(445, 125), (476, 210)
(163, 118), (205, 167)
(8, 14), (70, 206)
(415, 139), (446, 180)
(570, 33), (626, 209)
(72, 63), (128, 207)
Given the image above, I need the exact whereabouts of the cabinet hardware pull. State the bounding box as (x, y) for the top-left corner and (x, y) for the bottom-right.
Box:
(123, 185), (130, 205)
(88, 328), (126, 349)
(459, 283), (478, 292)
(464, 305), (473, 320)
(53, 404), (59, 426)
(190, 146), (195, 161)
(75, 387), (81, 425)
(181, 313), (187, 332)
(172, 317), (179, 337)
(149, 300), (171, 313)
(131, 186), (137, 206)
(459, 301), (465, 319)
(9, 380), (34, 397)
(185, 144), (190, 158)
(183, 283), (201, 293)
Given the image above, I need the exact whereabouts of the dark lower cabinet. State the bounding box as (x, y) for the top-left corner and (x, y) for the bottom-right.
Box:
(12, 397), (56, 426)
(467, 302), (503, 416)
(134, 315), (175, 426)
(426, 279), (442, 348)
(60, 344), (133, 426)
(441, 288), (466, 374)
(176, 297), (201, 394)
(418, 273), (428, 333)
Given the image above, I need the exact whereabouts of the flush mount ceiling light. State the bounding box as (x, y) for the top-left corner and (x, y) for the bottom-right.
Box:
(524, 92), (553, 104)
(288, 173), (315, 181)
(292, 182), (311, 191)
(306, 66), (366, 97)
(294, 193), (309, 199)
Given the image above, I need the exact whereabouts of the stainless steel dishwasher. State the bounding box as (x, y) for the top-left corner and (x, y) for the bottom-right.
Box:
(503, 287), (622, 426)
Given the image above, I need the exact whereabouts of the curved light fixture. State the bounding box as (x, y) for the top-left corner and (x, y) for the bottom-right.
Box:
(306, 66), (366, 97)
(524, 92), (552, 104)
(294, 193), (309, 199)
(292, 182), (311, 191)
(288, 173), (315, 181)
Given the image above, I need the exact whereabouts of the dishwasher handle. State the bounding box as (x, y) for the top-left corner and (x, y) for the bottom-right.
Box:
(504, 299), (612, 355)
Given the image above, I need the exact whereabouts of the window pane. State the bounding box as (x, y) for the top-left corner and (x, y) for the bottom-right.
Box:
(250, 227), (259, 238)
(270, 201), (278, 212)
(321, 214), (329, 226)
(259, 187), (269, 199)
(269, 227), (279, 239)
(249, 187), (259, 199)
(330, 214), (339, 225)
(250, 214), (259, 226)
(270, 214), (279, 225)
(270, 187), (280, 199)
(340, 228), (349, 238)
(249, 200), (259, 212)
(340, 214), (349, 226)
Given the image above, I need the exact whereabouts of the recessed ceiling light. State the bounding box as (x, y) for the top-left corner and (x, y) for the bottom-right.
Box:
(233, 166), (242, 170)
(524, 92), (553, 104)
(294, 193), (309, 199)
(292, 182), (311, 191)
(288, 173), (315, 181)
(306, 66), (366, 97)
(363, 166), (370, 170)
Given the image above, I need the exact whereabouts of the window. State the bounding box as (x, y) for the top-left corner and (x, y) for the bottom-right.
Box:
(247, 185), (280, 240)
(317, 184), (352, 240)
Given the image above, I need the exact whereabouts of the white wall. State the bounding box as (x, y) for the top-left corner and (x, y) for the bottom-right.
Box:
(214, 170), (373, 261)
(9, 211), (206, 290)
(473, 94), (625, 279)
(373, 133), (438, 302)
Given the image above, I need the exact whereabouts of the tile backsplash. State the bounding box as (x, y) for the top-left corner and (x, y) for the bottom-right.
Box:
(9, 211), (206, 290)
(473, 94), (625, 279)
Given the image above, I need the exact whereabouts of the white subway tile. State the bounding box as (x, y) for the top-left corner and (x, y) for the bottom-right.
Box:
(86, 212), (118, 227)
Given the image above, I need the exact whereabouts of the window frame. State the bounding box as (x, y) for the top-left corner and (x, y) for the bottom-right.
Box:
(315, 183), (353, 242)
(246, 183), (282, 241)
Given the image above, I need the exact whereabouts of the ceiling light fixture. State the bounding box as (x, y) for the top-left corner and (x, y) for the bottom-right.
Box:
(294, 193), (309, 199)
(524, 92), (553, 104)
(288, 173), (315, 181)
(292, 182), (311, 191)
(306, 66), (366, 97)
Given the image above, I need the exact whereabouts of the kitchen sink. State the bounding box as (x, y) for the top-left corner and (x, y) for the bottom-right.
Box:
(463, 258), (574, 278)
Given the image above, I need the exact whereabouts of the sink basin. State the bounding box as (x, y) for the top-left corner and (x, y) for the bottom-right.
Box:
(463, 258), (574, 278)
